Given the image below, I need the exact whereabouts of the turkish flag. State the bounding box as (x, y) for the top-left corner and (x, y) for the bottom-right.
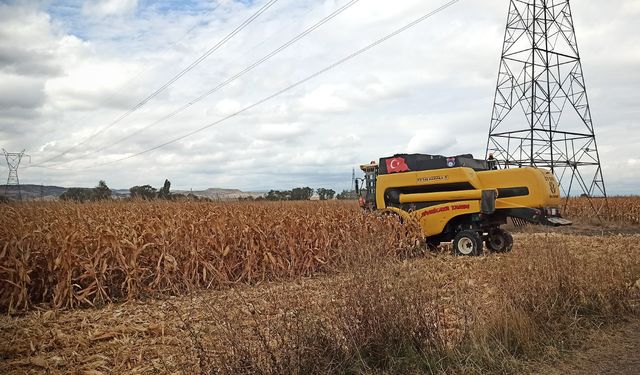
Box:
(386, 157), (410, 173)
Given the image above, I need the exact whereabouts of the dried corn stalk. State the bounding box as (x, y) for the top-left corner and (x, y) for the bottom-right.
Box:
(0, 201), (419, 312)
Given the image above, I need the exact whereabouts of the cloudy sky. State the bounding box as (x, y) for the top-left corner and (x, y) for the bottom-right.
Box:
(0, 0), (638, 193)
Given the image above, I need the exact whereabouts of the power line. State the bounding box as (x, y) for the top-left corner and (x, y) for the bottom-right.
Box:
(72, 0), (462, 170)
(31, 0), (461, 172)
(31, 2), (224, 161)
(39, 0), (361, 166)
(88, 0), (361, 156)
(32, 0), (279, 167)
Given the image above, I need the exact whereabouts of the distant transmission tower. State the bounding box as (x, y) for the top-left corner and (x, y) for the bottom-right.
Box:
(351, 167), (356, 191)
(2, 149), (28, 200)
(486, 0), (606, 200)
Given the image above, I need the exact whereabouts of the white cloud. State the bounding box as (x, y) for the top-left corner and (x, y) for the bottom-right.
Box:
(0, 73), (45, 109)
(0, 4), (64, 77)
(300, 84), (350, 113)
(82, 0), (139, 17)
(407, 129), (457, 155)
(46, 58), (144, 111)
(214, 98), (242, 116)
(0, 0), (637, 195)
(299, 78), (399, 114)
(255, 123), (305, 142)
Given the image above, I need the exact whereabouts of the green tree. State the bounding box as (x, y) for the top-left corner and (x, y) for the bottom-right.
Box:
(130, 185), (157, 200)
(60, 188), (94, 203)
(316, 188), (335, 200)
(336, 190), (358, 200)
(326, 189), (335, 200)
(291, 187), (313, 200)
(158, 179), (171, 199)
(303, 187), (314, 200)
(265, 190), (278, 201)
(93, 180), (111, 200)
(279, 190), (292, 200)
(266, 190), (291, 201)
(59, 180), (111, 202)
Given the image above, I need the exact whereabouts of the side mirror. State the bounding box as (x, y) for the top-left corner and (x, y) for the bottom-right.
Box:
(355, 180), (360, 195)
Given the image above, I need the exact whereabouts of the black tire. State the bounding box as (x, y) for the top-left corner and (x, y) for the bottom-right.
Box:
(453, 230), (483, 256)
(486, 229), (513, 253)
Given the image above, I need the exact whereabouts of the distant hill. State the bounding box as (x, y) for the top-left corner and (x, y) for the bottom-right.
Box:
(0, 184), (67, 200)
(173, 188), (263, 200)
(0, 185), (263, 201)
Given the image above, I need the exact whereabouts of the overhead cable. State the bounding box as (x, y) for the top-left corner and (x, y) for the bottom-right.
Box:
(31, 0), (279, 167)
(79, 0), (462, 169)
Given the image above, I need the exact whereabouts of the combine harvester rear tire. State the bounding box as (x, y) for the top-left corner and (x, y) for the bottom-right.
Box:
(453, 230), (483, 256)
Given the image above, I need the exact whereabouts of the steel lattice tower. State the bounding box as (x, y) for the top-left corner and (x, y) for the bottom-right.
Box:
(3, 149), (27, 200)
(486, 0), (606, 198)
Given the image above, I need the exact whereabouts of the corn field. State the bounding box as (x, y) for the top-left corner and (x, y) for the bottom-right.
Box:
(1, 198), (639, 374)
(1, 197), (638, 313)
(0, 201), (417, 312)
(563, 196), (640, 225)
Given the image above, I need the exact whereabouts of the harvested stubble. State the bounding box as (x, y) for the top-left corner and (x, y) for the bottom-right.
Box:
(0, 200), (418, 312)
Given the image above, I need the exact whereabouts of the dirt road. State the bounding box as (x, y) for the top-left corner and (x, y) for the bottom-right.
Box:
(526, 319), (640, 375)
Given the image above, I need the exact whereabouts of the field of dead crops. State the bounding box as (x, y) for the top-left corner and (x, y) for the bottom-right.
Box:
(1, 197), (639, 313)
(1, 198), (639, 374)
(0, 200), (418, 312)
(563, 196), (640, 225)
(1, 197), (639, 312)
(1, 231), (639, 374)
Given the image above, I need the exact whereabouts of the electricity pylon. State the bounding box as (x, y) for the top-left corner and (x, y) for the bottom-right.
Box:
(486, 0), (606, 202)
(2, 149), (29, 201)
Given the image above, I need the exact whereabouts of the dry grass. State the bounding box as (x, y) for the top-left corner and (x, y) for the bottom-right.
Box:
(1, 233), (638, 374)
(1, 198), (640, 374)
(0, 200), (419, 312)
(563, 196), (640, 226)
(2, 197), (637, 312)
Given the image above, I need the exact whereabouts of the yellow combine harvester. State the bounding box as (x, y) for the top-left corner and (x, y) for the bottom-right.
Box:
(356, 154), (571, 256)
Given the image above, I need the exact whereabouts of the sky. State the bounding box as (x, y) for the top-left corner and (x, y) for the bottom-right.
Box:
(0, 0), (638, 194)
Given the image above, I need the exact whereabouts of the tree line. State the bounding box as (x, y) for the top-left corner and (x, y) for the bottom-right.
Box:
(60, 179), (196, 202)
(256, 188), (357, 201)
(59, 180), (112, 202)
(60, 180), (358, 202)
(261, 187), (355, 201)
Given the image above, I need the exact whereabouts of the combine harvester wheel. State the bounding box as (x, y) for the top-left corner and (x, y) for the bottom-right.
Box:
(453, 230), (483, 256)
(485, 229), (513, 253)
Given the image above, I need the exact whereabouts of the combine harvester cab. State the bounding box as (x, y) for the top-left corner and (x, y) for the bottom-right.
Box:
(357, 153), (571, 256)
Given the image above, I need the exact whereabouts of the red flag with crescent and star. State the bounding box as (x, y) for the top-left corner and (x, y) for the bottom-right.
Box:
(386, 157), (410, 173)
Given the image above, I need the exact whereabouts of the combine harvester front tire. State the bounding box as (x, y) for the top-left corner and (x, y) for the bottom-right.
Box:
(485, 229), (513, 253)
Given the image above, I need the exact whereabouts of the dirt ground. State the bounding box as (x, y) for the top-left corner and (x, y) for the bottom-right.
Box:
(509, 221), (640, 237)
(518, 219), (640, 375)
(525, 319), (640, 375)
